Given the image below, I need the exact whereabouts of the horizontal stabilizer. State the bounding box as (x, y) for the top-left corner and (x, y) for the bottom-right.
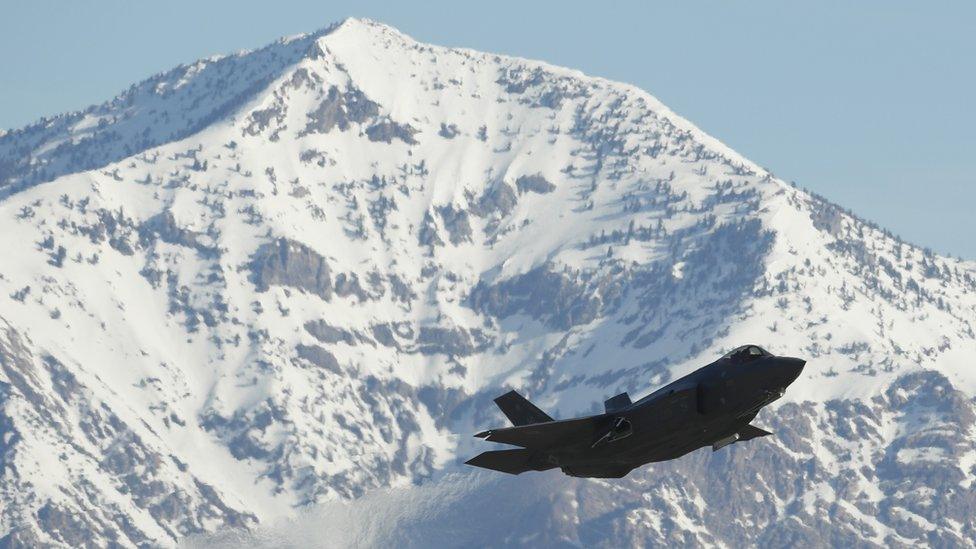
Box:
(604, 392), (632, 413)
(465, 449), (544, 475)
(494, 390), (553, 426)
(738, 424), (772, 441)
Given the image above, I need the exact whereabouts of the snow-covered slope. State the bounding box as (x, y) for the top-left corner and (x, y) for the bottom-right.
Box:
(1, 18), (974, 547)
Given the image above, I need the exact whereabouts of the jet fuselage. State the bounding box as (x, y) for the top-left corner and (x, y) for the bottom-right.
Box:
(467, 345), (806, 478)
(556, 350), (805, 477)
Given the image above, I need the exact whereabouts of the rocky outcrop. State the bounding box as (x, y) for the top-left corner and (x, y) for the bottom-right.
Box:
(469, 265), (621, 330)
(365, 120), (418, 145)
(295, 344), (342, 373)
(251, 238), (332, 300)
(471, 182), (518, 218)
(515, 174), (556, 194)
(415, 326), (491, 357)
(302, 85), (380, 135)
(436, 205), (473, 245)
(304, 320), (358, 345)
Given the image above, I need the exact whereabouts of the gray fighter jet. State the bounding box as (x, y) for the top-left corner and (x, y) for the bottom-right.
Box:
(466, 345), (805, 478)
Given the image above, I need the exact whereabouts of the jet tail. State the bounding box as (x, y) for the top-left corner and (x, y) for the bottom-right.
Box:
(465, 449), (554, 475)
(493, 390), (553, 426)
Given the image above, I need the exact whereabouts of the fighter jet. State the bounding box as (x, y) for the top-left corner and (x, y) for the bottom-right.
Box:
(466, 345), (805, 478)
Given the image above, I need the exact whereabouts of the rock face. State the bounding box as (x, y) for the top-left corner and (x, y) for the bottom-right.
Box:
(1, 18), (975, 548)
(515, 174), (556, 195)
(251, 238), (333, 300)
(302, 85), (380, 136)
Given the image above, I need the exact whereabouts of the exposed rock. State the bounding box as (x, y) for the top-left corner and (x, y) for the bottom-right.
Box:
(284, 67), (320, 91)
(387, 274), (417, 303)
(418, 211), (444, 248)
(496, 66), (546, 94)
(333, 272), (369, 301)
(469, 265), (617, 330)
(304, 320), (357, 345)
(438, 123), (459, 139)
(436, 205), (472, 245)
(515, 173), (556, 194)
(244, 102), (286, 137)
(415, 326), (490, 357)
(250, 238), (332, 300)
(471, 181), (518, 218)
(366, 120), (419, 145)
(371, 322), (416, 350)
(371, 323), (398, 348)
(295, 344), (342, 373)
(139, 209), (216, 257)
(303, 85), (380, 135)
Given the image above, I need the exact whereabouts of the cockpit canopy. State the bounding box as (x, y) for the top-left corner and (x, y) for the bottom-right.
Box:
(722, 345), (771, 363)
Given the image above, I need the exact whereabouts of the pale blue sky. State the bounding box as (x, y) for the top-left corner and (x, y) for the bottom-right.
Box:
(2, 1), (973, 258)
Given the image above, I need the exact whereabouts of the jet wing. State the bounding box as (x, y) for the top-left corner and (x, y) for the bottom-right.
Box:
(475, 415), (602, 450)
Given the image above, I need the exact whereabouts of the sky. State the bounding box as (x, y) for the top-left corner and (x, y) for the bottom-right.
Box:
(2, 1), (974, 258)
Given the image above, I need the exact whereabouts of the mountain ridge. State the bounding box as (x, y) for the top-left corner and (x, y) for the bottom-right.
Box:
(0, 18), (767, 201)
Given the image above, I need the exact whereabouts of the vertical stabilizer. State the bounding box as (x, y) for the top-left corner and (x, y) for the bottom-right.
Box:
(494, 390), (554, 426)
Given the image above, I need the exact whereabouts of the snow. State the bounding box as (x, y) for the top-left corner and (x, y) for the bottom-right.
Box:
(897, 447), (947, 464)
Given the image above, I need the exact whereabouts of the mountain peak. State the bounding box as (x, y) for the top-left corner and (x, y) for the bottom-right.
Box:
(333, 16), (402, 34)
(312, 17), (413, 49)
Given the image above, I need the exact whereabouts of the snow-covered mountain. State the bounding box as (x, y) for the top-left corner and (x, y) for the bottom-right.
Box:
(1, 18), (975, 547)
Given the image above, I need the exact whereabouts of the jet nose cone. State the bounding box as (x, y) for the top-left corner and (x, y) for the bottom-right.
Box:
(782, 357), (806, 384)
